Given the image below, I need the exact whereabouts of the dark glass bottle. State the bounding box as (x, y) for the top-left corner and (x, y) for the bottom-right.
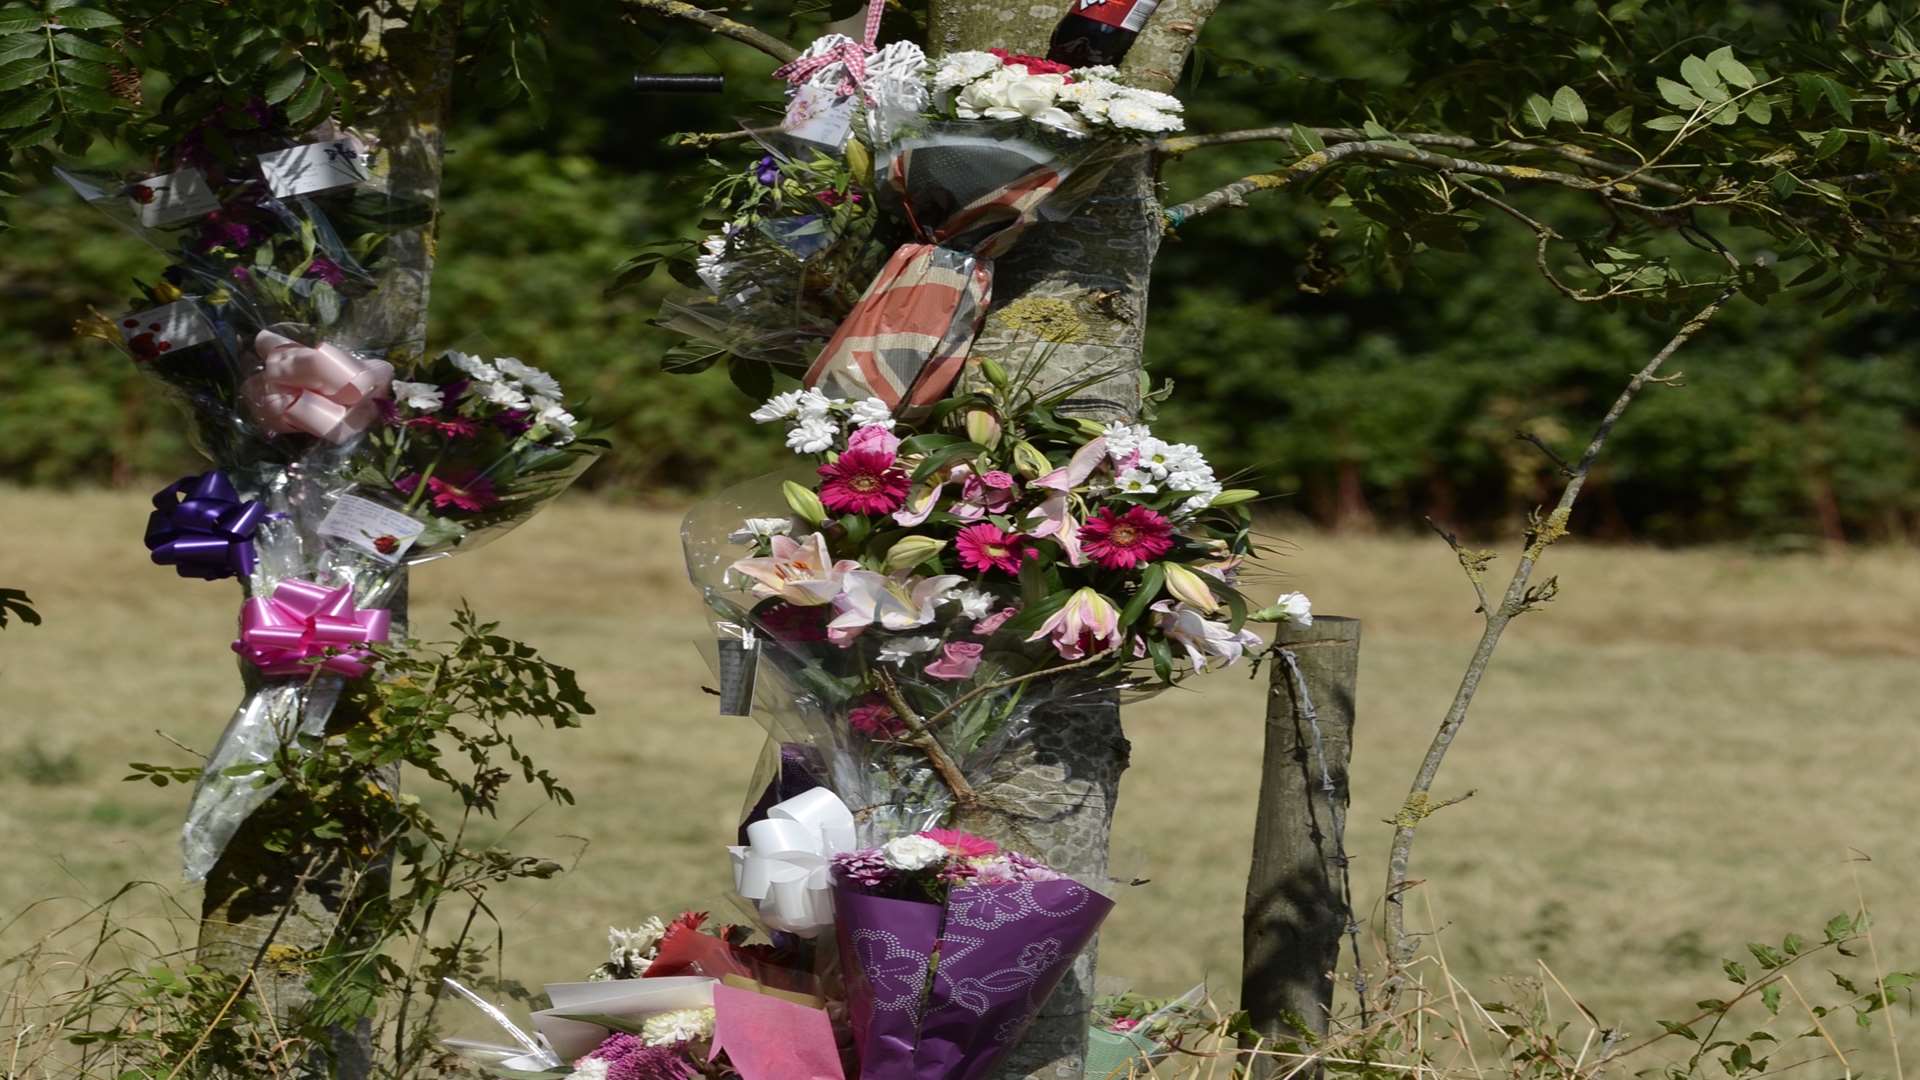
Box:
(1045, 0), (1160, 67)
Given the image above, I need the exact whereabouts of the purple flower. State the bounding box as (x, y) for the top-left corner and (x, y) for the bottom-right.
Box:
(230, 265), (252, 283)
(493, 408), (533, 435)
(304, 256), (347, 287)
(833, 849), (893, 890)
(582, 1033), (697, 1080)
(195, 214), (255, 254)
(754, 155), (781, 186)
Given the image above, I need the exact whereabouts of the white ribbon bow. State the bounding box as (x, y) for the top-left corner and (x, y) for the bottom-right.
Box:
(729, 787), (858, 936)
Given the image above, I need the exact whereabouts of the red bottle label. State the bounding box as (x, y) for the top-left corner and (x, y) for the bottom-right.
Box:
(1074, 0), (1159, 32)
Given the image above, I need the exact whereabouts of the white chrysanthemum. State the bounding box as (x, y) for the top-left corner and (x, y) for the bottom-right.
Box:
(728, 517), (793, 544)
(391, 380), (443, 412)
(933, 50), (1003, 92)
(952, 586), (997, 620)
(786, 417), (838, 454)
(1104, 98), (1184, 132)
(1157, 442), (1210, 476)
(751, 389), (808, 423)
(850, 396), (895, 430)
(1059, 77), (1121, 108)
(1113, 85), (1185, 113)
(446, 350), (497, 382)
(794, 388), (834, 421)
(530, 395), (578, 443)
(477, 378), (529, 410)
(567, 1059), (611, 1080)
(876, 635), (941, 664)
(1165, 468), (1216, 494)
(608, 917), (667, 971)
(642, 1006), (716, 1047)
(881, 833), (950, 871)
(496, 356), (565, 399)
(1077, 64), (1121, 79)
(1274, 591), (1313, 625)
(1131, 436), (1174, 479)
(1102, 422), (1151, 462)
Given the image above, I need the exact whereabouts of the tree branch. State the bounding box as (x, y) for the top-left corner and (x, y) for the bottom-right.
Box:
(1158, 124), (1689, 195)
(616, 0), (800, 63)
(1381, 267), (1741, 993)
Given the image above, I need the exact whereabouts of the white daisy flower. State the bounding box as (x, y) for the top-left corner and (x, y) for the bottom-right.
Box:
(530, 395), (578, 443)
(751, 389), (808, 423)
(390, 380), (443, 412)
(445, 350), (497, 382)
(477, 378), (529, 410)
(495, 356), (565, 399)
(1116, 467), (1159, 494)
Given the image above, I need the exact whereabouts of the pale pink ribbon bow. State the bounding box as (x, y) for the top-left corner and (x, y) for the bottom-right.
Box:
(241, 329), (394, 444)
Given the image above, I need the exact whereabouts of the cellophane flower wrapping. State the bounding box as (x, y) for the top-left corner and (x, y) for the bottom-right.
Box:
(831, 837), (1112, 1080)
(65, 115), (602, 881)
(682, 473), (1123, 845)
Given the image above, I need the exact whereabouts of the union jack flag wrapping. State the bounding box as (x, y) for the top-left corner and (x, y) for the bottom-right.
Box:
(804, 129), (1097, 411)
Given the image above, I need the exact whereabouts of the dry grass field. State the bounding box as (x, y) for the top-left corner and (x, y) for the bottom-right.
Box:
(3, 486), (1919, 1054)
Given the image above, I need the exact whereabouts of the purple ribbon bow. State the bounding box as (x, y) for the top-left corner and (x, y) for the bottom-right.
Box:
(144, 470), (265, 581)
(233, 579), (392, 678)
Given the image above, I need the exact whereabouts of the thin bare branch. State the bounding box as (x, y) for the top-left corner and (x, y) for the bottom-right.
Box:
(1382, 262), (1741, 990)
(617, 0), (800, 63)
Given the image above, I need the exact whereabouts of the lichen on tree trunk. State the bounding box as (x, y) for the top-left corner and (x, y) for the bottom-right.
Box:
(923, 0), (1216, 1073)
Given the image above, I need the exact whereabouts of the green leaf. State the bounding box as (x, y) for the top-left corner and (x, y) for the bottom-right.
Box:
(1725, 959), (1749, 983)
(1643, 114), (1687, 131)
(1117, 563), (1166, 628)
(1602, 106), (1633, 134)
(1821, 78), (1854, 122)
(1657, 77), (1702, 108)
(61, 82), (116, 112)
(0, 56), (44, 92)
(1551, 85), (1588, 125)
(55, 58), (107, 88)
(1814, 128), (1847, 160)
(1761, 983), (1782, 1014)
(1659, 1020), (1699, 1041)
(0, 11), (42, 33)
(51, 7), (118, 29)
(1522, 92), (1553, 130)
(1288, 123), (1325, 157)
(1680, 54), (1726, 101)
(1147, 635), (1173, 684)
(1769, 172), (1798, 200)
(0, 88), (53, 128)
(263, 64), (306, 105)
(284, 72), (326, 126)
(1708, 46), (1756, 89)
(1744, 96), (1772, 125)
(0, 35), (39, 62)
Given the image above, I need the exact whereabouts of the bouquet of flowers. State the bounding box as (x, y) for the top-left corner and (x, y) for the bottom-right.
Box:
(831, 828), (1112, 1080)
(445, 912), (845, 1080)
(67, 108), (604, 881)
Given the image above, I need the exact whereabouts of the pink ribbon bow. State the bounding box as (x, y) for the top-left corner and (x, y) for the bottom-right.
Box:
(772, 2), (885, 99)
(233, 579), (392, 678)
(241, 329), (394, 444)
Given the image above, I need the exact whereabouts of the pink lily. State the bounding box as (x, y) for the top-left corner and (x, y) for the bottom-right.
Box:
(1034, 437), (1108, 492)
(1027, 587), (1122, 660)
(828, 569), (966, 645)
(1025, 491), (1086, 566)
(728, 532), (855, 606)
(1152, 599), (1262, 669)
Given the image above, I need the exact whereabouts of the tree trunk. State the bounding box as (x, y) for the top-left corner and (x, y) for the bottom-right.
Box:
(195, 9), (452, 1076)
(924, 2), (1218, 1075)
(1241, 617), (1361, 1075)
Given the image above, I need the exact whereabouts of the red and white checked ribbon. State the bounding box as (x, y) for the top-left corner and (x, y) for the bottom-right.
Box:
(771, 1), (886, 100)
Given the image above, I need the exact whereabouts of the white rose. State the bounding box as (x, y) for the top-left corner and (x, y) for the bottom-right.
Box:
(933, 50), (1003, 92)
(955, 68), (1017, 118)
(850, 396), (895, 429)
(881, 834), (951, 872)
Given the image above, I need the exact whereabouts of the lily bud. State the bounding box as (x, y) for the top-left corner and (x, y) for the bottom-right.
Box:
(1163, 562), (1221, 614)
(782, 480), (828, 526)
(1209, 489), (1260, 508)
(1249, 591), (1313, 625)
(965, 409), (1002, 448)
(153, 280), (184, 303)
(978, 355), (1011, 391)
(883, 535), (947, 573)
(1072, 418), (1107, 439)
(1010, 439), (1054, 478)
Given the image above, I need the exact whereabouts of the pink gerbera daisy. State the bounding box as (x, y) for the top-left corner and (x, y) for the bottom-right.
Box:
(1079, 505), (1174, 570)
(396, 471), (500, 513)
(954, 523), (1033, 575)
(817, 449), (910, 516)
(920, 828), (1000, 859)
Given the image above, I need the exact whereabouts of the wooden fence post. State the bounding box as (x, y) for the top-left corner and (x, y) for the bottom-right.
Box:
(1242, 616), (1362, 1071)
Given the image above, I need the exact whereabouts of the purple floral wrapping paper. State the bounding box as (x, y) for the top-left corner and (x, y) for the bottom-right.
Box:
(834, 878), (1114, 1080)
